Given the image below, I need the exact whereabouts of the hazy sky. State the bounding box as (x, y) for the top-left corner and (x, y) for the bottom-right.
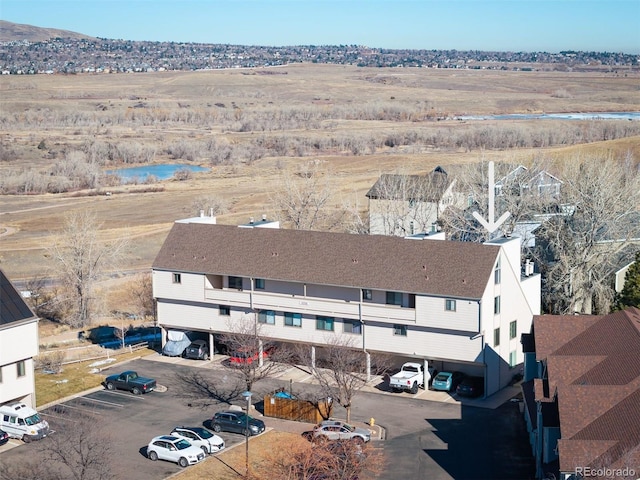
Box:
(1, 0), (639, 54)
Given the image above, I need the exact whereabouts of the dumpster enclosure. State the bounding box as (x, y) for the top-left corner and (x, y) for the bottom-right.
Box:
(263, 390), (332, 424)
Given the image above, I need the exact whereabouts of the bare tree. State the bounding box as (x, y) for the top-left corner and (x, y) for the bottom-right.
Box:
(126, 272), (155, 320)
(190, 194), (229, 218)
(295, 335), (370, 423)
(534, 154), (640, 314)
(0, 411), (119, 480)
(220, 313), (294, 392)
(257, 433), (384, 480)
(48, 210), (129, 327)
(270, 160), (334, 231)
(42, 411), (116, 480)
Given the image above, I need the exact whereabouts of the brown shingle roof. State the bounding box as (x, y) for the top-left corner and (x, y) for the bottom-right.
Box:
(365, 170), (451, 203)
(533, 307), (640, 473)
(152, 223), (500, 299)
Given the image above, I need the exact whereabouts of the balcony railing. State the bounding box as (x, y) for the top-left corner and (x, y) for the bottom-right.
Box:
(204, 288), (416, 322)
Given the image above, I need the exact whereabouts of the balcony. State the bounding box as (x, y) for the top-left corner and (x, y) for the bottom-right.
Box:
(204, 288), (416, 322)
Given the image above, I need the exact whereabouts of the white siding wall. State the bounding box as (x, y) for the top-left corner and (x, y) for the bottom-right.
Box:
(0, 320), (38, 407)
(416, 295), (479, 331)
(0, 321), (38, 364)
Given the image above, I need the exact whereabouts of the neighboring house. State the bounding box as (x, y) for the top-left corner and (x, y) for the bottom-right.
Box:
(520, 307), (640, 480)
(495, 165), (563, 199)
(366, 166), (460, 236)
(152, 219), (540, 398)
(0, 269), (39, 408)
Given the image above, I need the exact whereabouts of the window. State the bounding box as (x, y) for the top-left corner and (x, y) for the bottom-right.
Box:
(17, 360), (26, 377)
(284, 312), (302, 327)
(494, 296), (501, 315)
(343, 320), (362, 335)
(509, 350), (517, 368)
(445, 299), (456, 312)
(228, 276), (243, 289)
(494, 327), (500, 347)
(510, 320), (517, 339)
(254, 278), (265, 289)
(219, 305), (230, 316)
(172, 273), (181, 284)
(258, 310), (275, 325)
(386, 291), (402, 306)
(393, 324), (407, 336)
(316, 316), (334, 331)
(494, 258), (501, 285)
(362, 289), (372, 301)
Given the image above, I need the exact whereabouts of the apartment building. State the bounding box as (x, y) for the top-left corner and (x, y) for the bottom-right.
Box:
(0, 269), (39, 408)
(152, 219), (540, 397)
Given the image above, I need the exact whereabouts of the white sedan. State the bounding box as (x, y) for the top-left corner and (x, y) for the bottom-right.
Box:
(147, 435), (205, 467)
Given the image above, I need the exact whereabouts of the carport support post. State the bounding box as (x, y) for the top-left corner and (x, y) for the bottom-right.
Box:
(365, 352), (371, 381)
(423, 359), (430, 388)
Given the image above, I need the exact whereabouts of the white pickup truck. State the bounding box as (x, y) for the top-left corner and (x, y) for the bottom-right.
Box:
(389, 362), (437, 394)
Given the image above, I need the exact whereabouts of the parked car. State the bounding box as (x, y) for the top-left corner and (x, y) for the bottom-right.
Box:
(210, 411), (265, 436)
(0, 428), (9, 446)
(103, 370), (156, 395)
(388, 362), (438, 393)
(456, 376), (484, 397)
(146, 435), (205, 467)
(431, 371), (465, 392)
(312, 420), (371, 444)
(184, 340), (210, 360)
(170, 426), (225, 454)
(228, 347), (272, 366)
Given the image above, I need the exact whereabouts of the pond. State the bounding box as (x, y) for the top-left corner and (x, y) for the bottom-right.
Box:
(455, 112), (640, 121)
(106, 164), (209, 182)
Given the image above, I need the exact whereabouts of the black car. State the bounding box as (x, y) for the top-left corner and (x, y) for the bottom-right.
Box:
(210, 411), (265, 436)
(456, 376), (484, 397)
(184, 340), (209, 360)
(0, 428), (9, 446)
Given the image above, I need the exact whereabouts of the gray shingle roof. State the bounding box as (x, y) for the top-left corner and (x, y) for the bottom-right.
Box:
(152, 224), (499, 299)
(0, 268), (37, 326)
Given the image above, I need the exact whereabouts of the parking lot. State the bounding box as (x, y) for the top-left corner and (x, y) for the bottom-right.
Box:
(0, 354), (534, 480)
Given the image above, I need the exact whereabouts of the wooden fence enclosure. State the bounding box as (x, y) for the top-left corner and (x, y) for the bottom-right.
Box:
(263, 393), (332, 424)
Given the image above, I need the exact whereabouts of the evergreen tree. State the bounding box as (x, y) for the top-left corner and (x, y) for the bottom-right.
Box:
(614, 251), (640, 310)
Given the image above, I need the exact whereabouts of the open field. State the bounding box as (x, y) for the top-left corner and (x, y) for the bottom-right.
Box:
(1, 64), (639, 291)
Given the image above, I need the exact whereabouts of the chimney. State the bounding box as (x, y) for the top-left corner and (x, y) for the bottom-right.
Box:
(431, 223), (437, 233)
(209, 207), (214, 217)
(199, 209), (205, 217)
(262, 214), (267, 221)
(249, 217), (254, 224)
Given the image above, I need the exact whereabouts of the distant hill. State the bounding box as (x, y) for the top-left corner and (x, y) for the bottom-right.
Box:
(0, 20), (95, 42)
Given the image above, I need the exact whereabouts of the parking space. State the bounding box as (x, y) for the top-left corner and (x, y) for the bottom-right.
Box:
(0, 359), (255, 480)
(0, 355), (533, 480)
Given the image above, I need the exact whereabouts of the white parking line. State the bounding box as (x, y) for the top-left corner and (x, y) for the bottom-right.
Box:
(74, 396), (125, 408)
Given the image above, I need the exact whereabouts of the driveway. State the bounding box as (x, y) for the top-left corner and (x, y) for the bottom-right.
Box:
(0, 356), (534, 480)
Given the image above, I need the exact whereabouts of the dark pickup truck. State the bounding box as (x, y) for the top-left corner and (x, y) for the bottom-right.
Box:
(103, 370), (156, 395)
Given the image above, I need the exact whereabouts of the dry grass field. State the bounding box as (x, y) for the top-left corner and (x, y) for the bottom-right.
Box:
(1, 64), (639, 297)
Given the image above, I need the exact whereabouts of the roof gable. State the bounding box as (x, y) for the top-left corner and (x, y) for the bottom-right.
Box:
(0, 268), (37, 326)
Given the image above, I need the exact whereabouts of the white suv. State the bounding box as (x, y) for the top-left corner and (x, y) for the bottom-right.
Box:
(146, 435), (205, 467)
(170, 426), (225, 455)
(312, 420), (371, 443)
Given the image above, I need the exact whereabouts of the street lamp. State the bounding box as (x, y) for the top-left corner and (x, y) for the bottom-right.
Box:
(242, 390), (252, 479)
